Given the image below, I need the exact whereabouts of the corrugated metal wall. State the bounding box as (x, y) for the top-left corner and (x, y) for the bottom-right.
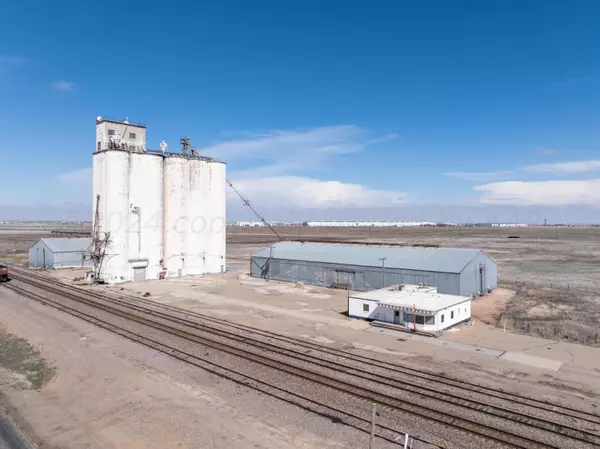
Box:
(28, 241), (92, 269)
(459, 252), (498, 297)
(52, 251), (92, 269)
(250, 257), (462, 294)
(29, 241), (54, 268)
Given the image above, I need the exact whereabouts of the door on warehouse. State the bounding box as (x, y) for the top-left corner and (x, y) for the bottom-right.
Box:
(353, 271), (366, 291)
(133, 267), (147, 282)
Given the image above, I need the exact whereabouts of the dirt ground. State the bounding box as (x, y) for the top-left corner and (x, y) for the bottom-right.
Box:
(227, 226), (600, 345)
(0, 288), (364, 449)
(106, 268), (600, 381)
(0, 222), (90, 266)
(0, 232), (48, 266)
(2, 270), (600, 449)
(1, 224), (600, 448)
(3, 224), (600, 344)
(470, 288), (513, 326)
(229, 225), (600, 289)
(3, 224), (600, 343)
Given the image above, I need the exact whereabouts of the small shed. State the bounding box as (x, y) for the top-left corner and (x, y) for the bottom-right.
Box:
(250, 241), (497, 296)
(29, 238), (92, 269)
(348, 284), (472, 333)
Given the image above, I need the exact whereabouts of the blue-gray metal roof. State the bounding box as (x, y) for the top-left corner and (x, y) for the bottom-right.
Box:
(253, 241), (487, 274)
(39, 238), (91, 253)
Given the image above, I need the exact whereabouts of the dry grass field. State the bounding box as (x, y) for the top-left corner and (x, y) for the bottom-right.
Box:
(0, 222), (91, 266)
(228, 225), (600, 346)
(2, 223), (599, 345)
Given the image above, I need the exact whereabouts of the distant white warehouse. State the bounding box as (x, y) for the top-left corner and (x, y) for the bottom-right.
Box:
(251, 241), (497, 296)
(304, 221), (437, 227)
(29, 238), (92, 270)
(236, 221), (265, 227)
(349, 284), (472, 333)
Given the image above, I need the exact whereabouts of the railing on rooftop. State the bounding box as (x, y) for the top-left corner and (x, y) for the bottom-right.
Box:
(96, 143), (222, 163)
(96, 116), (147, 127)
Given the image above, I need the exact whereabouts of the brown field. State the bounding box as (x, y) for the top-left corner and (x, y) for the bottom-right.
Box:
(2, 224), (600, 448)
(228, 225), (600, 346)
(2, 223), (600, 345)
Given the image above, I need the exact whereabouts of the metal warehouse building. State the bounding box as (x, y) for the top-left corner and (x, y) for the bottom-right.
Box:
(250, 241), (497, 297)
(29, 238), (92, 270)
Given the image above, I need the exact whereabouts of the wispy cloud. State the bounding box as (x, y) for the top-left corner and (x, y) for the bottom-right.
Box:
(231, 176), (406, 209)
(474, 179), (600, 205)
(444, 171), (515, 182)
(201, 125), (397, 177)
(207, 126), (405, 210)
(204, 125), (404, 210)
(58, 168), (91, 183)
(52, 81), (76, 91)
(0, 55), (27, 75)
(524, 160), (600, 173)
(56, 124), (405, 213)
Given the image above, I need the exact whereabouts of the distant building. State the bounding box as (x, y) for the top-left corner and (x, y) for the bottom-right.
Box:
(304, 221), (437, 227)
(29, 238), (92, 270)
(348, 284), (472, 333)
(251, 241), (497, 296)
(236, 221), (265, 227)
(491, 223), (528, 228)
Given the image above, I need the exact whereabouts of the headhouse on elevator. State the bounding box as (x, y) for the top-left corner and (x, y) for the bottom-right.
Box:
(250, 242), (497, 297)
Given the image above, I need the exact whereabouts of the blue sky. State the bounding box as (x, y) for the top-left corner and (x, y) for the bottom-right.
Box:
(1, 0), (599, 222)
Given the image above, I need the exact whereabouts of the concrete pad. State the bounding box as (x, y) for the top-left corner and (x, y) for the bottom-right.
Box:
(500, 352), (563, 371)
(366, 327), (505, 357)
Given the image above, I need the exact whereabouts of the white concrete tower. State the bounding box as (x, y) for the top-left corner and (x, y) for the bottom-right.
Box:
(93, 117), (163, 283)
(92, 117), (226, 283)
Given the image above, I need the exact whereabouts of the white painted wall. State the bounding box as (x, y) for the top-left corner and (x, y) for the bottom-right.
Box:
(96, 120), (146, 152)
(94, 134), (226, 282)
(348, 298), (384, 319)
(94, 150), (130, 282)
(205, 161), (227, 274)
(127, 153), (163, 280)
(348, 296), (471, 332)
(186, 159), (207, 275)
(164, 157), (188, 276)
(435, 300), (471, 330)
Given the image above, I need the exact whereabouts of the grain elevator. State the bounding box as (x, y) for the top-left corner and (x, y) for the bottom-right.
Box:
(92, 117), (226, 283)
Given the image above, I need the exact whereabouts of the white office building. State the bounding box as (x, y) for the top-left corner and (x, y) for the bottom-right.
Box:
(348, 284), (472, 333)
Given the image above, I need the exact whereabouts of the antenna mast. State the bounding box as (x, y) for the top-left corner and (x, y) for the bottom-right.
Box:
(90, 194), (110, 280)
(226, 179), (282, 241)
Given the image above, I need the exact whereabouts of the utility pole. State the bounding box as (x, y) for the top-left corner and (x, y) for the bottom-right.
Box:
(379, 257), (387, 288)
(227, 179), (282, 241)
(413, 303), (417, 332)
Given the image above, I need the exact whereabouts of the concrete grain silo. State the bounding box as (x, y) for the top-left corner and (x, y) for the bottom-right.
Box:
(92, 118), (226, 283)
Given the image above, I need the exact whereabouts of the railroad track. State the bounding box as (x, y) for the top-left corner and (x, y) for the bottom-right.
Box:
(11, 268), (600, 427)
(118, 295), (600, 427)
(5, 269), (600, 448)
(11, 271), (600, 441)
(3, 282), (417, 448)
